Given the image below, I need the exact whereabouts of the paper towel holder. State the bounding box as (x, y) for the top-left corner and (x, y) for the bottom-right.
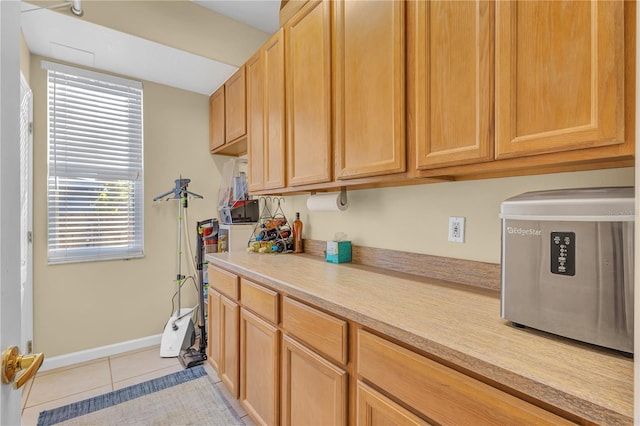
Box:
(339, 187), (347, 207)
(310, 187), (348, 207)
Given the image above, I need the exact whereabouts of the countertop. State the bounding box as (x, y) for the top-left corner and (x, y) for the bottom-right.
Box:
(205, 252), (634, 425)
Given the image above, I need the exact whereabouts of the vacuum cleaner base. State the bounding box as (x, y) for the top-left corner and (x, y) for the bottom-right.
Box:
(178, 347), (207, 369)
(160, 307), (197, 358)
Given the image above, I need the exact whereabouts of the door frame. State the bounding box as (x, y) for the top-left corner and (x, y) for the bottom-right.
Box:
(20, 72), (34, 357)
(0, 0), (25, 424)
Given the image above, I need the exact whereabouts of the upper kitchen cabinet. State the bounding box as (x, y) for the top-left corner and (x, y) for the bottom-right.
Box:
(210, 67), (248, 156)
(408, 0), (494, 171)
(247, 50), (265, 192)
(225, 66), (247, 144)
(264, 29), (287, 190)
(209, 86), (225, 152)
(280, 0), (310, 27)
(286, 0), (332, 186)
(333, 0), (406, 180)
(495, 1), (625, 159)
(247, 29), (286, 191)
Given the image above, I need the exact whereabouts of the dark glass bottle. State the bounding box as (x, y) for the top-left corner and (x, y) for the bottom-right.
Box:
(293, 212), (304, 253)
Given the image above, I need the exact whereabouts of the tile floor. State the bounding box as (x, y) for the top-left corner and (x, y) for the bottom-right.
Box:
(21, 345), (255, 426)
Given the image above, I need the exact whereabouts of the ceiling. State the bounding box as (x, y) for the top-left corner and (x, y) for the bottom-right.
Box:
(20, 0), (280, 95)
(194, 1), (280, 34)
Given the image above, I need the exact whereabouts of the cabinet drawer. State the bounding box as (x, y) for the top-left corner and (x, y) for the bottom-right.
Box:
(240, 278), (279, 324)
(282, 297), (348, 365)
(208, 266), (239, 301)
(357, 330), (574, 425)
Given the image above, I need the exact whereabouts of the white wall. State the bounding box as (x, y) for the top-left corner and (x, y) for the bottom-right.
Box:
(20, 31), (29, 80)
(31, 55), (229, 357)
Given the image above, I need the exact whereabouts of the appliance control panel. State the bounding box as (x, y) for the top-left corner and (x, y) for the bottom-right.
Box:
(550, 232), (575, 276)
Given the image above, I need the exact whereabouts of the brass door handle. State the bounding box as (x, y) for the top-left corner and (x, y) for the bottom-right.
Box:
(2, 346), (44, 389)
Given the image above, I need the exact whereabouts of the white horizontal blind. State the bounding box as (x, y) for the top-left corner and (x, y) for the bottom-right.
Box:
(45, 61), (144, 264)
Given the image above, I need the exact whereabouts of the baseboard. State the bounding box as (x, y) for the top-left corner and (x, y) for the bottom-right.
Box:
(40, 334), (163, 372)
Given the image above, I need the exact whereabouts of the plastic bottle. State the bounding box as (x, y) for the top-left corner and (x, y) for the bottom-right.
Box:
(293, 212), (304, 253)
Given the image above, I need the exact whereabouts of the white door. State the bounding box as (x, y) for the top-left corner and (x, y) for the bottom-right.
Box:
(20, 73), (34, 357)
(1, 1), (28, 424)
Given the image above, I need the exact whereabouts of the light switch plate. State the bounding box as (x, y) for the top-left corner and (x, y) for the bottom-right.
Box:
(448, 216), (465, 243)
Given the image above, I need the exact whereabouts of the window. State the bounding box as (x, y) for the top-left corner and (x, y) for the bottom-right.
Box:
(44, 61), (144, 264)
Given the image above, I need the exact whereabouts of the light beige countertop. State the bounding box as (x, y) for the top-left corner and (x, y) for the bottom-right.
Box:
(205, 252), (633, 425)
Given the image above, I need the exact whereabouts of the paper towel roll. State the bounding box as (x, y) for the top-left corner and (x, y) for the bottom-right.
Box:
(306, 193), (349, 212)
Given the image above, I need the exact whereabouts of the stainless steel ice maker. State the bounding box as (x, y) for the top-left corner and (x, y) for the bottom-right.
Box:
(500, 187), (634, 353)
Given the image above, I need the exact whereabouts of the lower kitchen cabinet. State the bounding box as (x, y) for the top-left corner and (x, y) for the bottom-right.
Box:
(207, 266), (241, 398)
(282, 296), (348, 365)
(207, 288), (240, 398)
(240, 308), (280, 426)
(356, 381), (430, 426)
(207, 288), (221, 371)
(205, 264), (587, 425)
(220, 294), (240, 398)
(357, 329), (574, 425)
(281, 335), (348, 426)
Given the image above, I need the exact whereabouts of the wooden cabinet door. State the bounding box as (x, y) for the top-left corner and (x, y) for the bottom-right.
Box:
(247, 50), (265, 192)
(282, 335), (348, 426)
(356, 381), (431, 426)
(286, 0), (332, 186)
(225, 66), (247, 144)
(264, 29), (286, 190)
(333, 0), (405, 179)
(409, 0), (494, 170)
(220, 295), (240, 398)
(240, 308), (280, 426)
(207, 288), (221, 372)
(209, 86), (225, 152)
(495, 1), (624, 159)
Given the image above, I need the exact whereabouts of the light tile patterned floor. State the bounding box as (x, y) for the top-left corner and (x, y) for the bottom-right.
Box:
(21, 345), (255, 426)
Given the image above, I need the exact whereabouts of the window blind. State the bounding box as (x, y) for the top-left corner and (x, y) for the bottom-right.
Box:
(44, 61), (144, 264)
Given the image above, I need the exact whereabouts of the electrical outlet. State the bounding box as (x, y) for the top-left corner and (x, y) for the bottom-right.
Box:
(448, 216), (465, 243)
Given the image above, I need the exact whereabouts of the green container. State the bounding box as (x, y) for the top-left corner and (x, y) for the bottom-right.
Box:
(326, 241), (352, 264)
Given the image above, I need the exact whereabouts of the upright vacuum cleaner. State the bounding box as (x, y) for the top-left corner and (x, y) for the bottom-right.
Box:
(178, 218), (217, 368)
